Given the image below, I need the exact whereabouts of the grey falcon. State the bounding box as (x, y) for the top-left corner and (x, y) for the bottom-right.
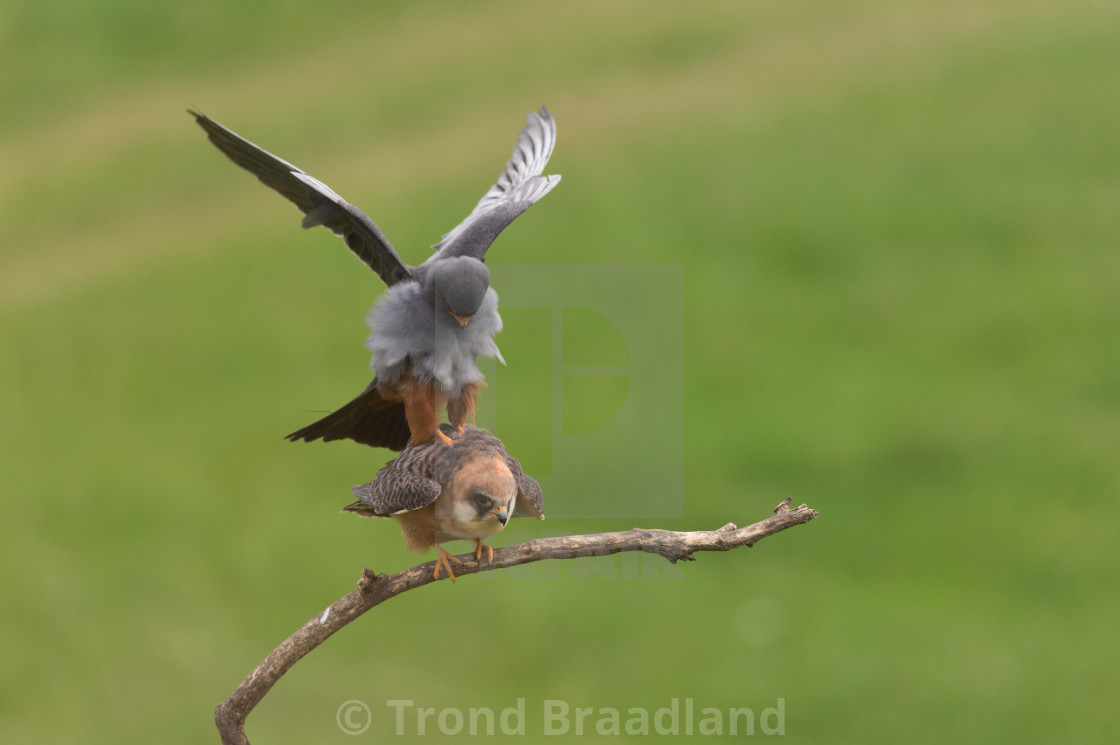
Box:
(191, 107), (560, 449)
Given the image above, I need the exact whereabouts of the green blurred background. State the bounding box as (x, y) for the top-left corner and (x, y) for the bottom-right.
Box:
(2, 0), (1118, 742)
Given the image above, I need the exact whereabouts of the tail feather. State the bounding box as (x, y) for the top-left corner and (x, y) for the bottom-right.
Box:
(286, 378), (412, 450)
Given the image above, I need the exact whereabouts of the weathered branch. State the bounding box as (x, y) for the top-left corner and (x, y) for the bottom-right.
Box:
(214, 498), (818, 745)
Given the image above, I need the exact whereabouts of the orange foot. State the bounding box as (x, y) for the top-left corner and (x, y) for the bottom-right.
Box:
(434, 545), (463, 582)
(436, 428), (455, 446)
(475, 539), (495, 565)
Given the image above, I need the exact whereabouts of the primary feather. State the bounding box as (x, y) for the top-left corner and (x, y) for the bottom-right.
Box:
(193, 107), (560, 450)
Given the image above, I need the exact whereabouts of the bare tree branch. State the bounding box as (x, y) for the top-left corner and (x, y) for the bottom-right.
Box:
(214, 498), (818, 745)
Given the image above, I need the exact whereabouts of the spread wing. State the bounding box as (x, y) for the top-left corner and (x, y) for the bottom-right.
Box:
(427, 106), (561, 262)
(190, 110), (412, 287)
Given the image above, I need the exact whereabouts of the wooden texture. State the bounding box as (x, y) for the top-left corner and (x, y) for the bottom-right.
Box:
(215, 499), (818, 744)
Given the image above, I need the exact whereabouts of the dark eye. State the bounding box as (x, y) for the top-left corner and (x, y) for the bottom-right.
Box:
(475, 494), (492, 508)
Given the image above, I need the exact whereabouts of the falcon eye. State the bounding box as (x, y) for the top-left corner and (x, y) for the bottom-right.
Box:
(475, 494), (492, 508)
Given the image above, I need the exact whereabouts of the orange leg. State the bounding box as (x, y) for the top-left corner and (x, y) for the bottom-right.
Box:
(447, 383), (481, 434)
(474, 538), (494, 565)
(434, 545), (463, 582)
(403, 378), (440, 445)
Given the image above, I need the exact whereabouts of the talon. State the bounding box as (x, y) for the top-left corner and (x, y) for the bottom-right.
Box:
(436, 428), (455, 446)
(475, 539), (494, 564)
(434, 545), (463, 582)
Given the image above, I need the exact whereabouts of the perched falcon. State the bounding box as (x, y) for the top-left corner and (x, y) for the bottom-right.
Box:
(345, 425), (544, 581)
(191, 108), (560, 449)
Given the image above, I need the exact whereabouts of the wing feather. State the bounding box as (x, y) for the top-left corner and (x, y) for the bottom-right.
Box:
(505, 452), (545, 520)
(345, 425), (543, 519)
(190, 110), (412, 286)
(428, 107), (561, 261)
(347, 445), (444, 516)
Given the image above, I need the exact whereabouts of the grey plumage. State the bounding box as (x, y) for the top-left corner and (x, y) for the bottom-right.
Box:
(190, 116), (410, 286)
(191, 107), (560, 449)
(364, 267), (504, 395)
(428, 108), (560, 259)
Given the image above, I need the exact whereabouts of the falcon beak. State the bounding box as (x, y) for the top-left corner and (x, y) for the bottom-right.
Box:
(492, 506), (510, 526)
(450, 312), (471, 328)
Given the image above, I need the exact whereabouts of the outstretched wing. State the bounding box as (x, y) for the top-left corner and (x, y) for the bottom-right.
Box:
(190, 110), (412, 287)
(427, 106), (561, 261)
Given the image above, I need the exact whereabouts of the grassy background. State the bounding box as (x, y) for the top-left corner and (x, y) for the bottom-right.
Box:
(2, 0), (1118, 742)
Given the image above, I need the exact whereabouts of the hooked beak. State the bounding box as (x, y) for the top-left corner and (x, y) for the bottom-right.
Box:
(491, 506), (510, 526)
(450, 311), (471, 328)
